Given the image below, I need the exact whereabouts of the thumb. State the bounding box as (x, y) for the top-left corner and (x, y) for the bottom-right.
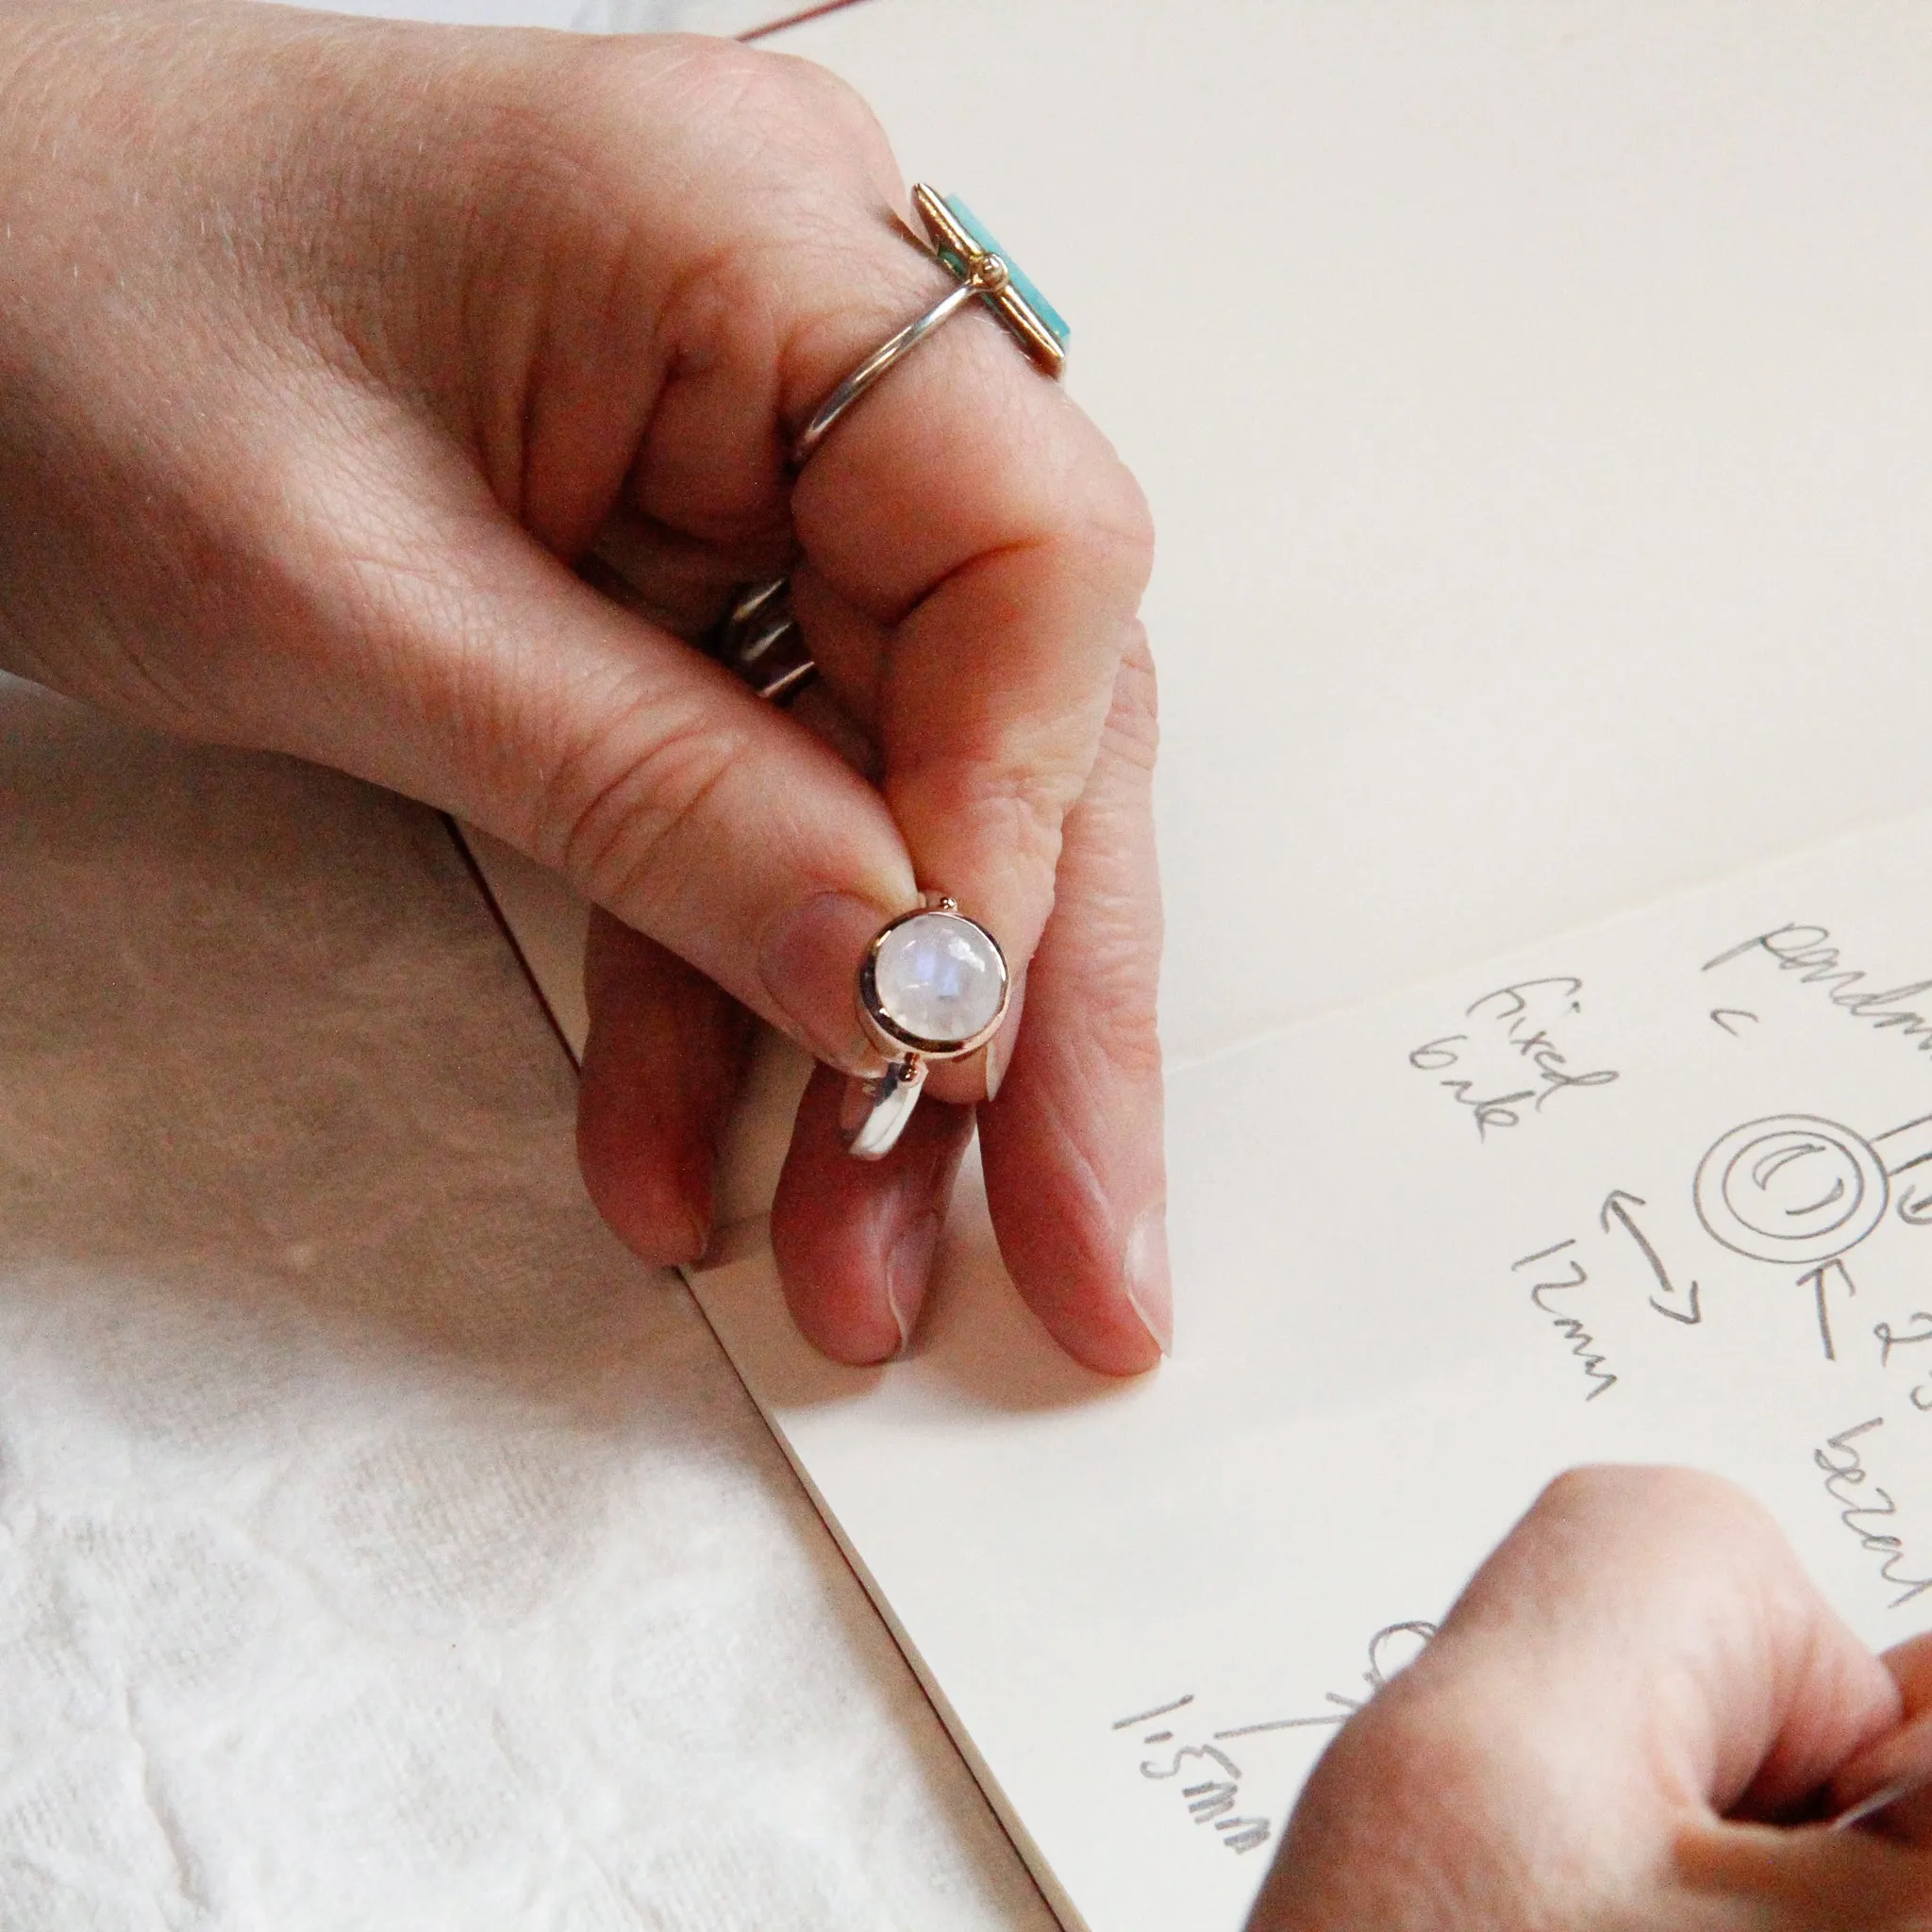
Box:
(240, 445), (917, 1072)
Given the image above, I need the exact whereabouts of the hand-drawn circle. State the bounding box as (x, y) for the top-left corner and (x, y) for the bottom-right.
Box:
(1365, 1622), (1438, 1690)
(1693, 1114), (1890, 1266)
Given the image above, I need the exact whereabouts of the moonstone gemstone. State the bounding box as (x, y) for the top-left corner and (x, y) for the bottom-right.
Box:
(871, 911), (1006, 1046)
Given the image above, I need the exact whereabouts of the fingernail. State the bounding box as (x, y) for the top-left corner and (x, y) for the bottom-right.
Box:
(886, 1210), (941, 1355)
(679, 1206), (711, 1263)
(759, 891), (896, 1072)
(984, 1028), (1011, 1102)
(1124, 1205), (1173, 1357)
(983, 968), (1027, 1103)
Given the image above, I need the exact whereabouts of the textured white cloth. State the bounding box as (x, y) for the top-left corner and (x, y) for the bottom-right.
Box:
(0, 679), (1050, 1930)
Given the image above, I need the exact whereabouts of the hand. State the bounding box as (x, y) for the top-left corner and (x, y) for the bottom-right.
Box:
(0, 3), (1164, 1372)
(1247, 1467), (1932, 1931)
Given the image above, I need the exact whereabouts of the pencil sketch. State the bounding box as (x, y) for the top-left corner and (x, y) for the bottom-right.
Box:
(1599, 1191), (1702, 1325)
(1110, 1695), (1273, 1857)
(1209, 1622), (1440, 1741)
(1512, 1240), (1619, 1397)
(1692, 1110), (1932, 1359)
(1109, 1625), (1439, 1864)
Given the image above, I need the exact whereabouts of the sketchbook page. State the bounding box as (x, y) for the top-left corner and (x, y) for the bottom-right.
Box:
(472, 0), (1932, 1074)
(461, 826), (591, 1056)
(689, 808), (1932, 1932)
(777, 0), (1932, 1064)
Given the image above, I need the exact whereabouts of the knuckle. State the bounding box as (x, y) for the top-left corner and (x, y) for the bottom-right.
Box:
(753, 47), (896, 159)
(1095, 456), (1158, 580)
(1104, 630), (1161, 774)
(1536, 1462), (1757, 1530)
(583, 37), (895, 208)
(1054, 447), (1156, 604)
(546, 695), (749, 914)
(1090, 974), (1164, 1083)
(1050, 879), (1162, 1074)
(909, 749), (1080, 881)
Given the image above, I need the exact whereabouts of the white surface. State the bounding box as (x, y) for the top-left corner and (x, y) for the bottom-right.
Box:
(0, 679), (1050, 1931)
(183, 0), (1932, 1924)
(463, 823), (593, 1055)
(668, 3), (1932, 1926)
(692, 810), (1932, 1930)
(781, 0), (1932, 1062)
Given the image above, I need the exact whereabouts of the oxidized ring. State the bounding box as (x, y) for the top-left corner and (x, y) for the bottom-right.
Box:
(841, 896), (1010, 1160)
(706, 184), (1070, 706)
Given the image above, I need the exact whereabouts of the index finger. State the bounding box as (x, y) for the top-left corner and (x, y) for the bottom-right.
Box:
(784, 186), (1155, 1055)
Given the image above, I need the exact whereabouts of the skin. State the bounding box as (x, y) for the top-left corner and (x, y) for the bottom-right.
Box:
(22, 21), (1922, 1916)
(1247, 1467), (1932, 1930)
(0, 0), (1167, 1373)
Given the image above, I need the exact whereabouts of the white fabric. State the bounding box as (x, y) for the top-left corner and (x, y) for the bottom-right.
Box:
(0, 679), (1050, 1931)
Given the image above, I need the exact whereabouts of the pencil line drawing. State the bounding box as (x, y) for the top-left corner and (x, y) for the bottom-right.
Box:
(1692, 1111), (1932, 1359)
(1211, 1623), (1439, 1741)
(1600, 1191), (1703, 1325)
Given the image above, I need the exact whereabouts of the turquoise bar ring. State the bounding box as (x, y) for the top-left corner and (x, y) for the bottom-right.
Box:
(789, 184), (1070, 468)
(706, 182), (1070, 706)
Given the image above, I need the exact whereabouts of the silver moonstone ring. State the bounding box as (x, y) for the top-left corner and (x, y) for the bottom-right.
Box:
(841, 897), (1010, 1160)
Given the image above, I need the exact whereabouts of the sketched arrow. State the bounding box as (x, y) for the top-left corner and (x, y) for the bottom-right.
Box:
(1798, 1257), (1857, 1362)
(1600, 1190), (1705, 1325)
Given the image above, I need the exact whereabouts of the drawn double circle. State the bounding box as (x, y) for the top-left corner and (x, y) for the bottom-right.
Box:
(1693, 1114), (1890, 1267)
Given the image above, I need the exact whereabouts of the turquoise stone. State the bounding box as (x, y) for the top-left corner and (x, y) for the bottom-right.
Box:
(940, 193), (1071, 348)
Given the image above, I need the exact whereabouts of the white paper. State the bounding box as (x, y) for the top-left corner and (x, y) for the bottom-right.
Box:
(450, 3), (1932, 1924)
(775, 0), (1932, 1059)
(688, 811), (1932, 1931)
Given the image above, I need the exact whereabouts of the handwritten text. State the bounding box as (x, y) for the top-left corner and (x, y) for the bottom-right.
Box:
(1813, 1417), (1932, 1609)
(1707, 924), (1932, 1059)
(1514, 1240), (1618, 1400)
(1410, 977), (1618, 1141)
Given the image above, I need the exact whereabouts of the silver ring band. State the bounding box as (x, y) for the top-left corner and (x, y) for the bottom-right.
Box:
(789, 268), (990, 472)
(703, 183), (1068, 711)
(840, 1054), (928, 1160)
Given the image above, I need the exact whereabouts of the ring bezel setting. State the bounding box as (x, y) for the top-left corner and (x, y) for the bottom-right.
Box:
(856, 900), (1011, 1063)
(842, 897), (1009, 1160)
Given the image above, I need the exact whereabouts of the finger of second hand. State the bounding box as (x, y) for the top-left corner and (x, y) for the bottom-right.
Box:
(977, 639), (1167, 1375)
(1249, 1470), (1906, 1932)
(771, 1062), (974, 1365)
(1828, 1634), (1932, 1845)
